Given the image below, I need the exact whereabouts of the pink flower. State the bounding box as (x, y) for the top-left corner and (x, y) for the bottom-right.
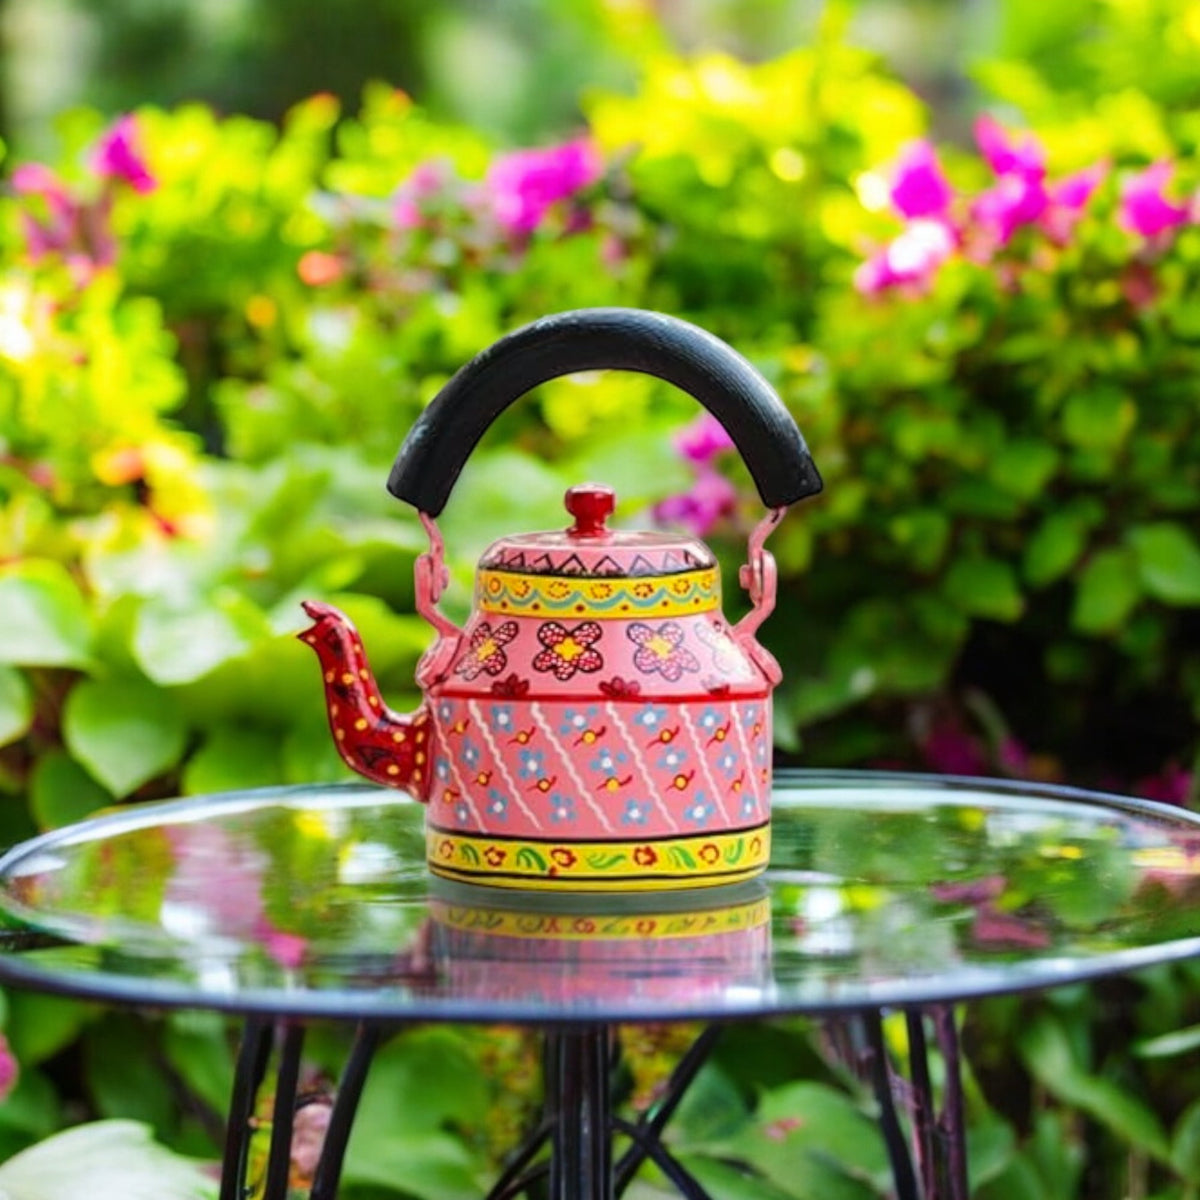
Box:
(654, 468), (738, 536)
(1134, 762), (1194, 806)
(1039, 163), (1107, 243)
(393, 160), (449, 230)
(674, 412), (734, 464)
(90, 115), (156, 194)
(854, 218), (955, 295)
(0, 1034), (17, 1102)
(486, 138), (601, 234)
(974, 115), (1046, 182)
(889, 139), (954, 221)
(1119, 160), (1191, 239)
(970, 173), (1048, 247)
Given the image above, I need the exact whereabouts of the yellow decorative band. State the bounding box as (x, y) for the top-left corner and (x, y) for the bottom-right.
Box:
(426, 823), (769, 892)
(477, 568), (720, 619)
(429, 895), (772, 940)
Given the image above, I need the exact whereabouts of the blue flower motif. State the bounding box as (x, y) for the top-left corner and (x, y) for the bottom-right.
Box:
(683, 793), (715, 826)
(741, 703), (761, 729)
(436, 699), (456, 723)
(621, 798), (651, 826)
(656, 745), (688, 772)
(486, 788), (508, 820)
(435, 756), (452, 783)
(489, 704), (514, 733)
(549, 792), (577, 823)
(559, 706), (598, 736)
(517, 747), (546, 780)
(589, 747), (627, 774)
(740, 793), (758, 819)
(461, 737), (481, 770)
(716, 748), (739, 777)
(454, 800), (471, 824)
(632, 704), (669, 732)
(697, 706), (723, 734)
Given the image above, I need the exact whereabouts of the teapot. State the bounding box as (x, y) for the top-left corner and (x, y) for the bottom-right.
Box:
(299, 308), (822, 891)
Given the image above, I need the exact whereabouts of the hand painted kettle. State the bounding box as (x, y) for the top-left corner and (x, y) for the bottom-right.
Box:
(299, 309), (822, 891)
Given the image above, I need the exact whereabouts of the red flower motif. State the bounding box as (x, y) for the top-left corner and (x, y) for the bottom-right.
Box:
(599, 675), (642, 698)
(632, 845), (658, 867)
(437, 839), (455, 860)
(698, 842), (721, 865)
(550, 846), (578, 868)
(490, 673), (530, 697)
(532, 621), (604, 681)
(455, 621), (519, 680)
(484, 846), (507, 867)
(627, 621), (700, 682)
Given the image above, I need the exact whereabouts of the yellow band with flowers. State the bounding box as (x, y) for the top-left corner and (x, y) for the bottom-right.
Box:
(426, 823), (769, 891)
(429, 894), (772, 940)
(477, 567), (720, 619)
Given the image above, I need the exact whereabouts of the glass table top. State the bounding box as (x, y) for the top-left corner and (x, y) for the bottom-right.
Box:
(1, 770), (1199, 1024)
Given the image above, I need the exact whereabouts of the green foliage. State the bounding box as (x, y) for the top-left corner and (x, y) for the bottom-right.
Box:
(1, 8), (1200, 1196)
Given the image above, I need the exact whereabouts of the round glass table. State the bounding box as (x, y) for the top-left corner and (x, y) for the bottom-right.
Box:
(1, 769), (1199, 1200)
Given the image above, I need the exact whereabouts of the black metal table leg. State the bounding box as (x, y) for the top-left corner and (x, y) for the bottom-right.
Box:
(547, 1025), (613, 1200)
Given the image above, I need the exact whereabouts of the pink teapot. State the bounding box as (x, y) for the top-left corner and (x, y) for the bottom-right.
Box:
(299, 308), (822, 891)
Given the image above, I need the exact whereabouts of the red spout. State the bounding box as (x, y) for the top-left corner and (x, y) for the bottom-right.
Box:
(298, 601), (432, 798)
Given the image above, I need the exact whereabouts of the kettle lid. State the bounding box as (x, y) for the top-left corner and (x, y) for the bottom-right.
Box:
(478, 483), (716, 580)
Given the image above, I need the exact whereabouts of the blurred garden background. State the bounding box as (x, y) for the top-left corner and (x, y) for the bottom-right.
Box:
(1, 0), (1200, 1195)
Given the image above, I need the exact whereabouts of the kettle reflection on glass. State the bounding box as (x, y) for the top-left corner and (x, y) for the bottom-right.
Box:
(299, 309), (822, 891)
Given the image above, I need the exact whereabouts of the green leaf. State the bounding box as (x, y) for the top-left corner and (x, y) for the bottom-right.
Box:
(0, 561), (93, 668)
(84, 1017), (176, 1126)
(716, 1081), (888, 1199)
(1173, 1098), (1200, 1182)
(0, 666), (33, 747)
(63, 679), (187, 797)
(943, 557), (1024, 622)
(1023, 511), (1089, 588)
(0, 1120), (217, 1200)
(133, 590), (271, 686)
(1019, 1012), (1169, 1163)
(988, 439), (1059, 501)
(29, 751), (112, 830)
(675, 1157), (799, 1200)
(1134, 1022), (1200, 1060)
(1071, 547), (1140, 635)
(6, 992), (96, 1066)
(162, 1015), (236, 1117)
(1128, 522), (1200, 605)
(1061, 386), (1136, 450)
(182, 726), (284, 794)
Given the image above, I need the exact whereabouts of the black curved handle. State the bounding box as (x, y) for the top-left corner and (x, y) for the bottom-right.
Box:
(388, 307), (823, 516)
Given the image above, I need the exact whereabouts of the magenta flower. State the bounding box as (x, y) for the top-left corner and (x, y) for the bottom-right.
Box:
(675, 412), (734, 464)
(854, 218), (955, 295)
(974, 114), (1045, 182)
(393, 159), (450, 230)
(486, 138), (601, 234)
(1119, 160), (1191, 239)
(0, 1033), (17, 1103)
(654, 468), (738, 536)
(90, 115), (156, 194)
(970, 173), (1048, 247)
(889, 139), (954, 220)
(1039, 163), (1107, 243)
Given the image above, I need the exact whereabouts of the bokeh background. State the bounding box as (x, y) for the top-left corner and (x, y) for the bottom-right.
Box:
(3, 1), (1200, 1197)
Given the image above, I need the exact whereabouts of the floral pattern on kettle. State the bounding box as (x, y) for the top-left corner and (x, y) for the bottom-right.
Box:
(454, 620), (519, 680)
(532, 621), (604, 681)
(627, 621), (700, 681)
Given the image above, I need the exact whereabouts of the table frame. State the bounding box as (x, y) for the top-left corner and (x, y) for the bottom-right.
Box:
(217, 1006), (970, 1200)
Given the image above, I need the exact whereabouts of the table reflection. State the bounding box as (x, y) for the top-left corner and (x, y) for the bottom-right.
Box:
(0, 773), (1198, 1019)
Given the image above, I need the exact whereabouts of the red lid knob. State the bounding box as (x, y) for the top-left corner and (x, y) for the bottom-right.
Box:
(564, 484), (616, 537)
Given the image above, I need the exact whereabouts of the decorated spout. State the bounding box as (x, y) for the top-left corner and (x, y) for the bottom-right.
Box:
(298, 601), (432, 797)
